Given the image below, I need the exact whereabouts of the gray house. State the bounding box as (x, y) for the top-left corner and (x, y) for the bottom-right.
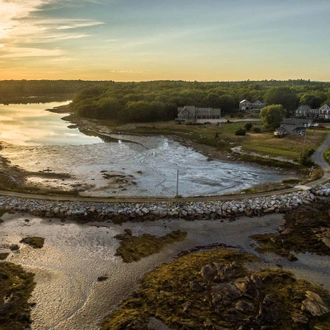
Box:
(276, 118), (312, 136)
(176, 106), (221, 122)
(239, 99), (265, 111)
(295, 105), (320, 118)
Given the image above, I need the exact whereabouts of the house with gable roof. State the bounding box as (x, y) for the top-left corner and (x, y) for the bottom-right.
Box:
(176, 106), (221, 122)
(239, 99), (252, 111)
(239, 99), (265, 112)
(319, 103), (330, 119)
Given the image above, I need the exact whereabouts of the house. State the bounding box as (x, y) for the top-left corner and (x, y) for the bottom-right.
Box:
(176, 106), (221, 122)
(239, 99), (252, 111)
(295, 105), (320, 118)
(276, 118), (312, 136)
(251, 100), (266, 112)
(295, 105), (311, 117)
(319, 103), (330, 119)
(239, 99), (265, 112)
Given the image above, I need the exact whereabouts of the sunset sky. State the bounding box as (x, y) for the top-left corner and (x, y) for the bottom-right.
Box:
(1, 0), (330, 81)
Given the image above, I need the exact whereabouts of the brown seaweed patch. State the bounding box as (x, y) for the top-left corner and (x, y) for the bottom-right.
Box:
(114, 229), (187, 263)
(250, 200), (330, 260)
(100, 248), (330, 330)
(20, 237), (45, 249)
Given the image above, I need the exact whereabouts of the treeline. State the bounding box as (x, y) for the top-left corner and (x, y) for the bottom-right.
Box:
(1, 79), (330, 122)
(70, 80), (330, 122)
(0, 80), (110, 104)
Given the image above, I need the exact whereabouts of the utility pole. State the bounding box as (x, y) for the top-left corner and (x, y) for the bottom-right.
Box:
(176, 169), (179, 198)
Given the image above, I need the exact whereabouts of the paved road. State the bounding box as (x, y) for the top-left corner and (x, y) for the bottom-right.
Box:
(0, 134), (328, 204)
(312, 134), (330, 171)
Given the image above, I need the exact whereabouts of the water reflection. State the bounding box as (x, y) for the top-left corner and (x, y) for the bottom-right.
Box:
(0, 102), (101, 146)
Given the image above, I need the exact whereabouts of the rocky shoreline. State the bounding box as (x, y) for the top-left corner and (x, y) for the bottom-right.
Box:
(0, 183), (329, 222)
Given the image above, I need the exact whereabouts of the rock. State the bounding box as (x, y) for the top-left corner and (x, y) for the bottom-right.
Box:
(200, 264), (216, 282)
(292, 312), (309, 324)
(211, 283), (242, 306)
(235, 300), (255, 313)
(301, 291), (330, 316)
(190, 280), (203, 292)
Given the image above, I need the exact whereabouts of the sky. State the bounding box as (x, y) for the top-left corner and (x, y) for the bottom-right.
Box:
(0, 0), (330, 82)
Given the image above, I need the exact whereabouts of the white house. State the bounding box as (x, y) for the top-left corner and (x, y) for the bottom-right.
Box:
(319, 103), (330, 119)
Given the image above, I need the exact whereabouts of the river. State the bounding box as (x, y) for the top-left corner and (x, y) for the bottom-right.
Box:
(0, 102), (289, 197)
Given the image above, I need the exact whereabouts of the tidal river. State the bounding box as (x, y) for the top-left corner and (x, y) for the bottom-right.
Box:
(0, 102), (289, 197)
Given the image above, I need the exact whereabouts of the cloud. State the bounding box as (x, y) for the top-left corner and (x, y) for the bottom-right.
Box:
(0, 0), (104, 61)
(109, 70), (144, 74)
(0, 47), (63, 58)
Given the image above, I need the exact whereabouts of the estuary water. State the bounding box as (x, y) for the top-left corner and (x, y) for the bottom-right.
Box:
(0, 102), (288, 197)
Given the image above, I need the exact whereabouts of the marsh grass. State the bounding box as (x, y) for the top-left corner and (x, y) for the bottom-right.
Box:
(115, 229), (187, 263)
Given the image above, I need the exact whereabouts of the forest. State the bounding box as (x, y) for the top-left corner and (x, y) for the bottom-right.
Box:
(1, 79), (330, 123)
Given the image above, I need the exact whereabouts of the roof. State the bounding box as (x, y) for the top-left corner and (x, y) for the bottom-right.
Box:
(239, 99), (250, 104)
(281, 118), (311, 125)
(296, 105), (311, 111)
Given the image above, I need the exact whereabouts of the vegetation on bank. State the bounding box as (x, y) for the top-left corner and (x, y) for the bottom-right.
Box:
(115, 229), (187, 263)
(251, 200), (330, 261)
(100, 248), (330, 330)
(0, 262), (35, 330)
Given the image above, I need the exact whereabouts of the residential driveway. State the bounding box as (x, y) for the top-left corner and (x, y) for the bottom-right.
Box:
(310, 133), (330, 186)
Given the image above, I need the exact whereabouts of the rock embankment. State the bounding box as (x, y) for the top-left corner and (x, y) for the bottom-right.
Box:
(0, 184), (329, 222)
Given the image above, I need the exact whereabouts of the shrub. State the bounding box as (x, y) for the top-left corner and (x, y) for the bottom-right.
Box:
(252, 127), (262, 133)
(244, 122), (253, 131)
(235, 128), (246, 136)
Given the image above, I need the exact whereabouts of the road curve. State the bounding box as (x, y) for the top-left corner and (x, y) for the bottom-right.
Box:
(0, 134), (329, 204)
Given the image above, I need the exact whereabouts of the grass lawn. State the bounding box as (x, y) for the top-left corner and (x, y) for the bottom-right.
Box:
(242, 129), (328, 161)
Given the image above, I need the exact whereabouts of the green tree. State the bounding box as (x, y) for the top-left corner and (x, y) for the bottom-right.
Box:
(299, 93), (325, 108)
(264, 87), (298, 114)
(218, 94), (235, 115)
(260, 104), (286, 130)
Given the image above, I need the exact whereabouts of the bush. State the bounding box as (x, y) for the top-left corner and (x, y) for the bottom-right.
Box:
(244, 122), (253, 131)
(235, 128), (246, 136)
(252, 127), (262, 133)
